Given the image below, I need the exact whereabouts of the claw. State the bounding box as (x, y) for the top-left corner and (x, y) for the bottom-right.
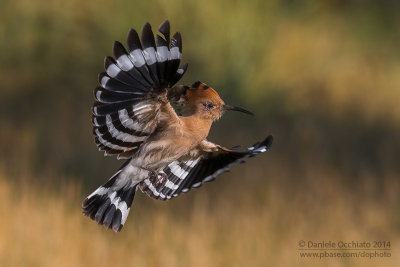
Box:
(155, 172), (168, 185)
(149, 171), (167, 185)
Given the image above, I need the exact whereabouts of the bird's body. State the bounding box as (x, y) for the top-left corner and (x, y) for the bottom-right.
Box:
(83, 20), (273, 232)
(121, 84), (223, 179)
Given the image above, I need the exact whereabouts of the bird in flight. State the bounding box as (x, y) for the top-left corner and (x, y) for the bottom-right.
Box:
(82, 20), (273, 232)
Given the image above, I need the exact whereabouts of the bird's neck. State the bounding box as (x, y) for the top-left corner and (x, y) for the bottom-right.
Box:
(180, 113), (213, 142)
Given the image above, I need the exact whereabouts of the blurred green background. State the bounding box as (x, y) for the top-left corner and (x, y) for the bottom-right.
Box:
(0, 0), (399, 266)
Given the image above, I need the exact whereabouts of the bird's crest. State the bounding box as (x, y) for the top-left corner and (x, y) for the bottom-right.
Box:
(191, 81), (209, 90)
(187, 81), (221, 100)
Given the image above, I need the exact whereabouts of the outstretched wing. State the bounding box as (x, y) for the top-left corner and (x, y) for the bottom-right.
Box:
(93, 20), (188, 159)
(139, 135), (273, 200)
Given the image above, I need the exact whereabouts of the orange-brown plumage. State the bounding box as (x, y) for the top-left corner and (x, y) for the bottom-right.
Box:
(184, 82), (226, 121)
(133, 82), (226, 172)
(83, 20), (273, 232)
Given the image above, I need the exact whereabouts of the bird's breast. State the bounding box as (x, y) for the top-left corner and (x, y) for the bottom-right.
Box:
(132, 133), (199, 171)
(131, 114), (212, 171)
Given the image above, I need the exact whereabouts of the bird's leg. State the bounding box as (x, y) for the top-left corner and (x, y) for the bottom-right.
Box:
(156, 172), (168, 185)
(148, 171), (168, 185)
(148, 171), (158, 183)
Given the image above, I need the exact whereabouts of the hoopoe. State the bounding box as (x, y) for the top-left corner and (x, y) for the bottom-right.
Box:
(82, 20), (273, 232)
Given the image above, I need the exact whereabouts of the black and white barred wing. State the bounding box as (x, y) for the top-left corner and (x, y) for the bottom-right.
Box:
(93, 20), (188, 159)
(139, 135), (273, 200)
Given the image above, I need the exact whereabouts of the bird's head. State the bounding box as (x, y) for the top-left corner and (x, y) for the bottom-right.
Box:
(183, 81), (253, 121)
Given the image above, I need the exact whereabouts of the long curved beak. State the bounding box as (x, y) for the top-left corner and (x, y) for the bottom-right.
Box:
(222, 104), (254, 115)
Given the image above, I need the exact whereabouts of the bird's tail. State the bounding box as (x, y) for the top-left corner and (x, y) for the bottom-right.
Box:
(82, 161), (139, 232)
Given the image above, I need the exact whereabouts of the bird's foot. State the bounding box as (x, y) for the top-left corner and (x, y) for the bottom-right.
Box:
(149, 171), (168, 185)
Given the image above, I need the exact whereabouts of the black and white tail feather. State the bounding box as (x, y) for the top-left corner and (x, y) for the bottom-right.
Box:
(82, 161), (137, 232)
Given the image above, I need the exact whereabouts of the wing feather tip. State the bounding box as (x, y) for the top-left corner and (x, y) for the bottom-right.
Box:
(263, 135), (274, 149)
(159, 20), (170, 35)
(172, 32), (182, 52)
(141, 22), (156, 48)
(127, 28), (142, 51)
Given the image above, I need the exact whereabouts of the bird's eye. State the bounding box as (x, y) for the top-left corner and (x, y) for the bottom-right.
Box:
(203, 102), (214, 109)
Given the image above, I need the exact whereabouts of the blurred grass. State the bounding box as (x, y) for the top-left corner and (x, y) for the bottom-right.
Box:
(0, 0), (400, 266)
(0, 165), (398, 267)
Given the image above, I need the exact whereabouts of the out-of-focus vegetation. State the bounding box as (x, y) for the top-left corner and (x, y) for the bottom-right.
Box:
(0, 169), (398, 267)
(0, 0), (399, 266)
